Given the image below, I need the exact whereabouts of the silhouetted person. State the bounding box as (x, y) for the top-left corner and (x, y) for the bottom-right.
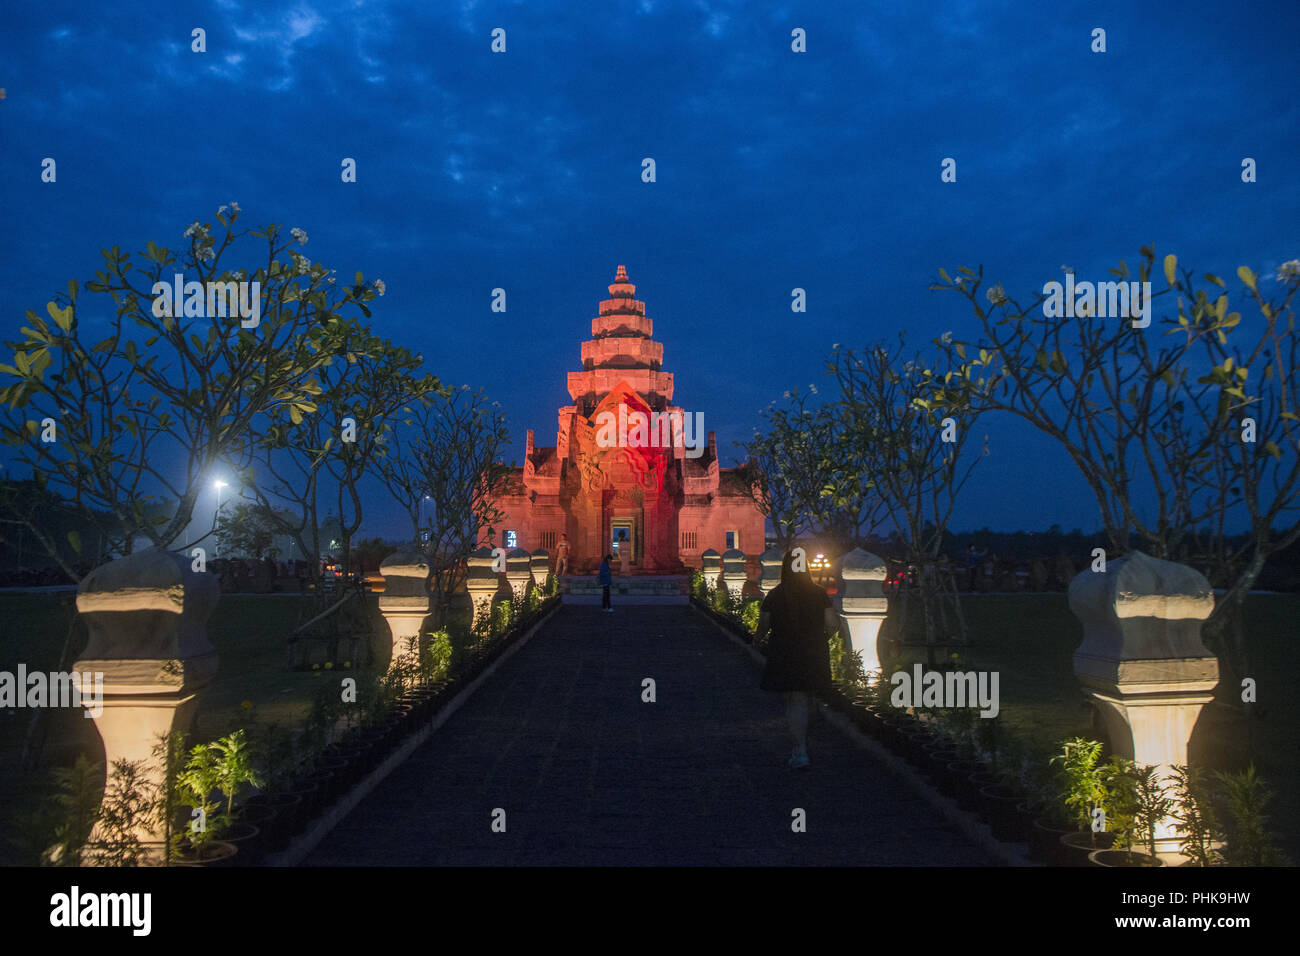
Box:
(756, 551), (838, 769)
(599, 554), (613, 611)
(965, 544), (987, 591)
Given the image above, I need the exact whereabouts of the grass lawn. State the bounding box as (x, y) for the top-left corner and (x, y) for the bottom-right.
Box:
(884, 591), (1300, 861)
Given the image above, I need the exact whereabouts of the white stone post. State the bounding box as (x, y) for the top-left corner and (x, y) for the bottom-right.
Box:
(700, 549), (722, 591)
(466, 547), (500, 632)
(838, 548), (889, 673)
(73, 547), (219, 861)
(378, 547), (430, 672)
(505, 547), (532, 603)
(759, 547), (783, 594)
(1069, 550), (1220, 855)
(721, 549), (748, 602)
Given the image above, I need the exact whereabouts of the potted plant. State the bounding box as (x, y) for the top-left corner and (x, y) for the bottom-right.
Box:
(173, 741), (236, 865)
(1051, 737), (1114, 866)
(1212, 765), (1287, 866)
(1169, 764), (1223, 866)
(1090, 762), (1165, 867)
(43, 754), (102, 866)
(204, 730), (265, 863)
(92, 758), (156, 867)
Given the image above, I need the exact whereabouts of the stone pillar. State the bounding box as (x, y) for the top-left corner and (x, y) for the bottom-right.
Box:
(759, 547), (783, 594)
(530, 549), (550, 594)
(466, 546), (500, 631)
(73, 547), (219, 860)
(700, 549), (722, 590)
(505, 547), (532, 602)
(721, 549), (748, 601)
(378, 547), (430, 671)
(1068, 550), (1220, 854)
(839, 548), (889, 673)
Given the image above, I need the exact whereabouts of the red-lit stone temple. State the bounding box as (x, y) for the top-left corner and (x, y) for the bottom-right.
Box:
(483, 266), (764, 572)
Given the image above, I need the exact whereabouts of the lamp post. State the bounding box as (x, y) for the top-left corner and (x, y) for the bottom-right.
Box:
(419, 495), (432, 545)
(212, 481), (227, 558)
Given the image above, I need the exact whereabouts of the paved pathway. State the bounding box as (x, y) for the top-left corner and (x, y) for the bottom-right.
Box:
(304, 605), (992, 866)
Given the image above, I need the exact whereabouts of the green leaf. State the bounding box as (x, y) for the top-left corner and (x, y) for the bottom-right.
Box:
(1263, 441), (1281, 460)
(1237, 266), (1257, 292)
(1163, 254), (1177, 286)
(1205, 273), (1225, 287)
(67, 530), (82, 554)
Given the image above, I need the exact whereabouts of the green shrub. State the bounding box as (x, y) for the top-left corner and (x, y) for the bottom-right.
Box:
(711, 583), (733, 615)
(829, 629), (866, 689)
(1050, 737), (1106, 838)
(424, 628), (453, 680)
(1213, 765), (1287, 866)
(740, 598), (761, 634)
(690, 570), (705, 600)
(1170, 764), (1223, 866)
(491, 598), (514, 637)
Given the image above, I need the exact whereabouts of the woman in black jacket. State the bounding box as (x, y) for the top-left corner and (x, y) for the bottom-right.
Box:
(756, 550), (839, 769)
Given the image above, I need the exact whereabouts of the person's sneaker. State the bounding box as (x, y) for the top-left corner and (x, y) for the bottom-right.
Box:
(787, 750), (810, 770)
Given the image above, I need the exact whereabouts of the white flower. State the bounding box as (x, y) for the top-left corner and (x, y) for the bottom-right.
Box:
(374, 279), (386, 296)
(184, 221), (202, 238)
(808, 383), (818, 394)
(229, 201), (240, 212)
(782, 390), (791, 399)
(199, 244), (216, 262)
(327, 276), (336, 284)
(290, 227), (308, 245)
(985, 283), (1008, 306)
(832, 342), (839, 350)
(1276, 260), (1300, 284)
(1061, 264), (1074, 275)
(218, 205), (228, 216)
(940, 331), (953, 344)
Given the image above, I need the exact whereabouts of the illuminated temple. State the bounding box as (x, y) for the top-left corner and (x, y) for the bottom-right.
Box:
(484, 266), (764, 572)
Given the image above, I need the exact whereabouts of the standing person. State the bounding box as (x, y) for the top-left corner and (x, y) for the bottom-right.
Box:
(965, 544), (986, 592)
(555, 533), (571, 578)
(599, 554), (613, 612)
(756, 551), (838, 769)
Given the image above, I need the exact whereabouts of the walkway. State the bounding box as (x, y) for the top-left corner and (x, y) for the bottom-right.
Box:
(304, 604), (993, 866)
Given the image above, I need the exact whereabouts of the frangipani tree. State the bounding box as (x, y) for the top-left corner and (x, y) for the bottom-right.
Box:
(374, 385), (510, 629)
(926, 247), (1300, 694)
(829, 335), (988, 661)
(0, 205), (378, 580)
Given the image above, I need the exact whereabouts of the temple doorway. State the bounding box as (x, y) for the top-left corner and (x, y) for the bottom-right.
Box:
(610, 517), (636, 567)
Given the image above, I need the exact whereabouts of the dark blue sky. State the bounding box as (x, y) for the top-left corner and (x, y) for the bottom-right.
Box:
(2, 0), (1298, 542)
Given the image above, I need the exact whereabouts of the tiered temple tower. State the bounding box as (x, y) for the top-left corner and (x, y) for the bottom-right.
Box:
(483, 266), (764, 573)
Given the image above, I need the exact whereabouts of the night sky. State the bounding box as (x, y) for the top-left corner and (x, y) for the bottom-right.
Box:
(2, 0), (1298, 541)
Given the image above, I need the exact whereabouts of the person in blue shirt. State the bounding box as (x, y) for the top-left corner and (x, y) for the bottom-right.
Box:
(599, 554), (613, 611)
